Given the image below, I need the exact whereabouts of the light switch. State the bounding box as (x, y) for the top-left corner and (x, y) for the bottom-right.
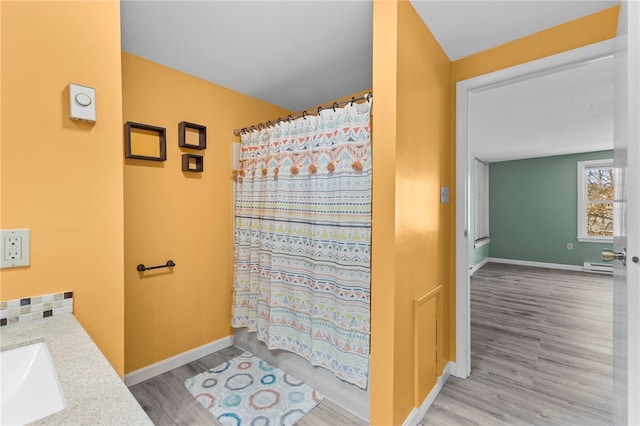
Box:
(441, 186), (449, 203)
(69, 83), (96, 122)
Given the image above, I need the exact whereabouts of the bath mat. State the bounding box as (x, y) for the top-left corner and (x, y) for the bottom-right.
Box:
(184, 351), (324, 426)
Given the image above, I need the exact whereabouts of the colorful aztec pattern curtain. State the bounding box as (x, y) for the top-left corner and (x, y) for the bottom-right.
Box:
(232, 100), (372, 389)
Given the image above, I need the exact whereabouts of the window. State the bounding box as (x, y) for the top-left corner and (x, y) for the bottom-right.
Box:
(577, 159), (614, 242)
(474, 158), (490, 247)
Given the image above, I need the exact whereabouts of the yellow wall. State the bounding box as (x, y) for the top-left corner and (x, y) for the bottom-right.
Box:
(371, 1), (450, 424)
(121, 53), (289, 373)
(1, 1), (126, 374)
(447, 5), (620, 361)
(370, 1), (399, 423)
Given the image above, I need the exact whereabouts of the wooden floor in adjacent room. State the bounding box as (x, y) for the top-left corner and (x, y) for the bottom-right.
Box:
(128, 346), (366, 426)
(420, 262), (613, 426)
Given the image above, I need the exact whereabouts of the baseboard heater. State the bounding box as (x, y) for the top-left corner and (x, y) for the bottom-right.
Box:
(583, 261), (613, 274)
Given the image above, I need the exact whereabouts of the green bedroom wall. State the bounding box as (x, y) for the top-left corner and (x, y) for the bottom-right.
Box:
(489, 150), (614, 266)
(473, 243), (491, 266)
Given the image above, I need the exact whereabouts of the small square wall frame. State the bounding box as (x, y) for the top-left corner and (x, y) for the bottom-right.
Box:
(182, 154), (204, 172)
(179, 121), (207, 150)
(124, 121), (167, 161)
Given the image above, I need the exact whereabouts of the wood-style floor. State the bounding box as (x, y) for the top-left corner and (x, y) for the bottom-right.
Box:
(420, 262), (613, 426)
(129, 346), (365, 425)
(130, 262), (612, 425)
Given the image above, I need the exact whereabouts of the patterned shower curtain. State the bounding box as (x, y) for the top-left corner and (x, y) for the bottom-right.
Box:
(232, 100), (372, 389)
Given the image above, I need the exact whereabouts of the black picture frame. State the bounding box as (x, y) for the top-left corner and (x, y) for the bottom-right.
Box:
(124, 121), (167, 161)
(179, 121), (206, 150)
(182, 154), (204, 172)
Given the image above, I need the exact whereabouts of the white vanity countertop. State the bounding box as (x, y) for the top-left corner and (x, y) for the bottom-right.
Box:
(0, 314), (152, 425)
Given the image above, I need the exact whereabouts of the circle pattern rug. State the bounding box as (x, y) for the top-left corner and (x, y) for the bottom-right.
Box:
(184, 351), (324, 426)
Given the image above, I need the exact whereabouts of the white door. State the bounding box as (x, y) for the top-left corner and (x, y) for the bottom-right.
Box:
(612, 2), (639, 424)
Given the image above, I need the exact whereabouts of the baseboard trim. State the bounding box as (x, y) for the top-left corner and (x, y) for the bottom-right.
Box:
(488, 257), (583, 272)
(403, 408), (420, 426)
(124, 335), (234, 387)
(469, 257), (490, 275)
(449, 361), (466, 379)
(402, 361), (454, 426)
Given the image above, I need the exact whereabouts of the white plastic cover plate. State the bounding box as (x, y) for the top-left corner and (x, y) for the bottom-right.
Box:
(69, 83), (96, 122)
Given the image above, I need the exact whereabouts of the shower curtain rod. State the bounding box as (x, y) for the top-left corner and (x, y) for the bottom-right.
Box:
(233, 92), (372, 136)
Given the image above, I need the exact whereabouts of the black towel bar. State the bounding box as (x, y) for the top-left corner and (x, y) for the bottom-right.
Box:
(137, 260), (175, 272)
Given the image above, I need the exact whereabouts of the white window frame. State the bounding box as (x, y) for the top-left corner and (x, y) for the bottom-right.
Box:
(577, 158), (614, 243)
(474, 158), (490, 248)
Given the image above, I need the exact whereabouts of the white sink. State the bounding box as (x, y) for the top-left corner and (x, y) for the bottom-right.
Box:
(0, 342), (66, 425)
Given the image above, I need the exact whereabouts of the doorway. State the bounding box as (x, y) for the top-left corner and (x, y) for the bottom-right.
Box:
(454, 39), (616, 378)
(453, 5), (640, 422)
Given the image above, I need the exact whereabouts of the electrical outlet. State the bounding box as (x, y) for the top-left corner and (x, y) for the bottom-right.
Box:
(4, 236), (22, 260)
(566, 242), (573, 250)
(1, 229), (30, 268)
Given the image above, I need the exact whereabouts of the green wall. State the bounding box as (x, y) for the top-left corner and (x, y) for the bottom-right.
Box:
(489, 150), (613, 266)
(472, 243), (490, 266)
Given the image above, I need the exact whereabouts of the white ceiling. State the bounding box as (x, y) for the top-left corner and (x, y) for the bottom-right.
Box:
(411, 1), (618, 61)
(120, 1), (373, 112)
(470, 56), (614, 163)
(120, 0), (619, 160)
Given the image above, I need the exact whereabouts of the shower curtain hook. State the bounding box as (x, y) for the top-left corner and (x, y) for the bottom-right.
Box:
(267, 120), (273, 128)
(317, 106), (323, 115)
(302, 111), (308, 120)
(333, 102), (339, 112)
(277, 117), (282, 125)
(287, 115), (293, 122)
(366, 92), (373, 102)
(350, 97), (356, 106)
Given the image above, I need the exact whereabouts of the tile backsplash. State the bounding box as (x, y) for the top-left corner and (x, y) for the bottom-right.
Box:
(0, 291), (73, 327)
